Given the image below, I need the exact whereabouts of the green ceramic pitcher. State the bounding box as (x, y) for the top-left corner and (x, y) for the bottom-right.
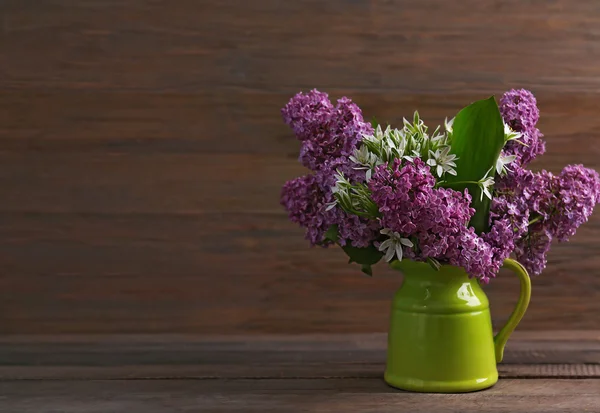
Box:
(385, 258), (531, 393)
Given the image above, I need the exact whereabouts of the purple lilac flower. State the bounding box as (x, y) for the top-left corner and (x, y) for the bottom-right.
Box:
(495, 163), (600, 275)
(499, 89), (545, 166)
(489, 195), (530, 238)
(522, 170), (557, 219)
(280, 174), (341, 246)
(447, 227), (496, 283)
(314, 156), (367, 190)
(494, 166), (553, 275)
(417, 232), (449, 259)
(337, 214), (380, 248)
(299, 98), (372, 172)
(499, 89), (540, 131)
(369, 158), (436, 235)
(334, 97), (373, 146)
(495, 164), (530, 193)
(281, 89), (333, 142)
(414, 187), (476, 262)
(497, 165), (555, 219)
(419, 187), (475, 233)
(282, 90), (372, 173)
(483, 191), (531, 279)
(498, 164), (600, 241)
(551, 164), (600, 241)
(369, 158), (503, 281)
(482, 219), (517, 276)
(502, 129), (546, 167)
(280, 174), (379, 248)
(514, 224), (553, 276)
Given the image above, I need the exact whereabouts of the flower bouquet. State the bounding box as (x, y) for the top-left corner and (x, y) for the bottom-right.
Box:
(280, 89), (600, 282)
(280, 89), (600, 392)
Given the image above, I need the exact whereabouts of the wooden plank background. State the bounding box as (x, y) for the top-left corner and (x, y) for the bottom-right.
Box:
(1, 0), (600, 334)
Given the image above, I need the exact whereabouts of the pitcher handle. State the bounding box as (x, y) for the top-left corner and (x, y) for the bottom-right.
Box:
(493, 258), (532, 363)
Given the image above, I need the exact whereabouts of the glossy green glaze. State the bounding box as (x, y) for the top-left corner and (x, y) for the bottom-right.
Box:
(385, 258), (531, 393)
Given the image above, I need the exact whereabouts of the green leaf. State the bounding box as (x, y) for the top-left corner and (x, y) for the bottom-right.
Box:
(325, 225), (382, 275)
(427, 257), (441, 271)
(445, 97), (504, 233)
(342, 245), (383, 266)
(370, 116), (379, 129)
(361, 264), (373, 277)
(324, 225), (339, 243)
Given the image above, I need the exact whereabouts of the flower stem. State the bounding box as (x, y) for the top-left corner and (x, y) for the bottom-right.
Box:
(345, 207), (375, 219)
(436, 180), (479, 188)
(528, 215), (542, 226)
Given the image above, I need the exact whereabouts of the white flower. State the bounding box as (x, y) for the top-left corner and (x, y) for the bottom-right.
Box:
(325, 200), (337, 211)
(431, 131), (446, 145)
(387, 129), (408, 158)
(495, 153), (518, 176)
(332, 170), (350, 189)
(363, 124), (388, 143)
(503, 122), (522, 143)
(378, 229), (414, 262)
(361, 125), (410, 164)
(477, 167), (495, 201)
(349, 145), (370, 165)
(445, 117), (455, 134)
(479, 177), (494, 201)
(349, 145), (383, 182)
(426, 146), (458, 177)
(327, 184), (343, 211)
(329, 171), (350, 210)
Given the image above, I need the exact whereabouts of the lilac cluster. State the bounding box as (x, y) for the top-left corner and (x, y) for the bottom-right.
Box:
(513, 224), (553, 277)
(494, 163), (600, 275)
(281, 87), (600, 282)
(281, 89), (333, 141)
(447, 228), (496, 283)
(488, 195), (530, 238)
(337, 214), (381, 248)
(280, 90), (378, 248)
(416, 188), (476, 258)
(368, 158), (437, 235)
(553, 165), (600, 241)
(492, 167), (555, 275)
(282, 90), (372, 175)
(500, 89), (539, 131)
(499, 89), (545, 166)
(280, 174), (379, 247)
(314, 156), (366, 189)
(280, 174), (340, 246)
(521, 169), (556, 219)
(369, 159), (504, 282)
(481, 196), (530, 280)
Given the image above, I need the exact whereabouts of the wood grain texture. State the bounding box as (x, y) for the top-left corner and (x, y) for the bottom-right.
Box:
(2, 0), (600, 333)
(0, 332), (599, 380)
(1, 379), (600, 413)
(0, 212), (599, 333)
(4, 0), (600, 93)
(0, 333), (599, 412)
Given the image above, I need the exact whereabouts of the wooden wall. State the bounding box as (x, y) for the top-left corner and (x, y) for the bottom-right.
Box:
(1, 0), (600, 334)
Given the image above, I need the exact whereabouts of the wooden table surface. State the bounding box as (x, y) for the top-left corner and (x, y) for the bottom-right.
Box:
(0, 332), (598, 412)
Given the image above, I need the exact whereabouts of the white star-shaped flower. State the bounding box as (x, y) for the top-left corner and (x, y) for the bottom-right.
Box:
(378, 229), (414, 262)
(426, 146), (458, 177)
